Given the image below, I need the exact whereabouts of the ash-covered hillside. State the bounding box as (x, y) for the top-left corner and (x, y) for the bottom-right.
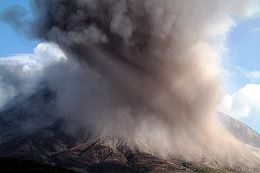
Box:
(217, 112), (260, 149)
(0, 86), (260, 173)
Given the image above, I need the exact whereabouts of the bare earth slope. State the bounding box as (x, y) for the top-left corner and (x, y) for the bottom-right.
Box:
(217, 112), (260, 148)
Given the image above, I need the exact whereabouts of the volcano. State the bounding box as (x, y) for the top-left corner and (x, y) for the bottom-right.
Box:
(0, 85), (260, 173)
(2, 0), (260, 172)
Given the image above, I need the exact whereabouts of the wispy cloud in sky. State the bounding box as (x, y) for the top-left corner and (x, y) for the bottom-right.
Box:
(250, 27), (260, 32)
(246, 70), (260, 82)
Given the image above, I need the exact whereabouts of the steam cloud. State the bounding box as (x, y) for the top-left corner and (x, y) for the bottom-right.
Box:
(2, 0), (260, 170)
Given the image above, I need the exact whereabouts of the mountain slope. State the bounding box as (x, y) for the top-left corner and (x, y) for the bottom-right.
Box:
(0, 87), (259, 172)
(217, 112), (260, 148)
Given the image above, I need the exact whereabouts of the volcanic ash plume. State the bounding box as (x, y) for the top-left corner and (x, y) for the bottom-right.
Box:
(22, 0), (260, 167)
(32, 0), (222, 128)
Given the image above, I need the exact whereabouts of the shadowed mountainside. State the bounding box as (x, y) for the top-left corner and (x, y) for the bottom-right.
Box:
(0, 158), (76, 173)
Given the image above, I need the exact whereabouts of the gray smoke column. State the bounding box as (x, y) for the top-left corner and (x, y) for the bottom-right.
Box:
(12, 0), (260, 164)
(32, 0), (222, 125)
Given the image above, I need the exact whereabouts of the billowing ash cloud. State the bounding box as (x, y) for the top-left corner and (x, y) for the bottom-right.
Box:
(29, 0), (260, 158)
(2, 0), (260, 167)
(32, 0), (224, 126)
(28, 0), (259, 129)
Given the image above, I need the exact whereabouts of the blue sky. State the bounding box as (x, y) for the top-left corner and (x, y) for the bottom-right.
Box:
(225, 17), (260, 91)
(0, 0), (39, 56)
(229, 18), (260, 71)
(222, 16), (260, 132)
(1, 1), (260, 132)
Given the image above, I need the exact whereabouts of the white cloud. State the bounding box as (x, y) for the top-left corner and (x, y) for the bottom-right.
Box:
(245, 70), (260, 82)
(233, 66), (260, 82)
(219, 84), (260, 118)
(250, 27), (260, 32)
(0, 42), (66, 106)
